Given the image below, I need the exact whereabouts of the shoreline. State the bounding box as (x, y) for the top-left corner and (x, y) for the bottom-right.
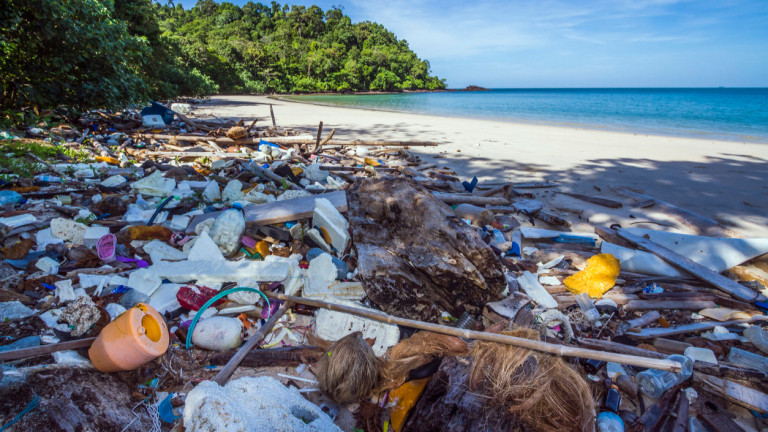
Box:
(275, 93), (768, 145)
(196, 94), (768, 237)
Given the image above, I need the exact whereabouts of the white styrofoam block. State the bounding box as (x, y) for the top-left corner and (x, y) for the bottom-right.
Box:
(50, 218), (88, 245)
(313, 198), (349, 252)
(187, 231), (225, 262)
(0, 214), (37, 228)
(149, 283), (184, 314)
(143, 239), (188, 263)
(304, 253), (337, 298)
(183, 377), (341, 432)
(83, 226), (110, 248)
(130, 170), (175, 197)
(54, 279), (77, 303)
(127, 268), (163, 296)
(147, 260), (290, 285)
(314, 298), (399, 356)
(264, 255), (304, 296)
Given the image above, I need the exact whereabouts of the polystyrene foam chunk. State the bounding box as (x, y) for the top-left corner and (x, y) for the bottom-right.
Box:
(264, 255), (304, 296)
(202, 181), (221, 203)
(130, 170), (175, 197)
(149, 283), (183, 314)
(83, 226), (110, 248)
(50, 218), (88, 245)
(143, 239), (188, 263)
(313, 198), (349, 252)
(0, 214), (37, 228)
(304, 253), (337, 297)
(127, 268), (163, 296)
(149, 260), (290, 285)
(183, 376), (341, 432)
(187, 231), (225, 262)
(314, 298), (399, 356)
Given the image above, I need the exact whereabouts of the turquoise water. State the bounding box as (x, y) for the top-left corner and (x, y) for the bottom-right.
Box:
(287, 88), (768, 143)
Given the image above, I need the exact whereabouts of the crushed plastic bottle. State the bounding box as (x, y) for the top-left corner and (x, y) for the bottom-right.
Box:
(744, 326), (768, 355)
(636, 354), (693, 398)
(208, 204), (246, 256)
(575, 293), (601, 325)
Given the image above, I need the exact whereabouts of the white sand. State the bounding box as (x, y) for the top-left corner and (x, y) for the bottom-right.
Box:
(195, 95), (768, 237)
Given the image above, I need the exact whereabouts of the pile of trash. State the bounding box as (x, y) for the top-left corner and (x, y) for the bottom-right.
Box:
(1, 101), (767, 432)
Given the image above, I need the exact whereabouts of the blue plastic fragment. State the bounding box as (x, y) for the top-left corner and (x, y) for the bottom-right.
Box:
(41, 283), (56, 290)
(158, 393), (181, 424)
(554, 234), (596, 246)
(462, 176), (478, 193)
(0, 395), (39, 431)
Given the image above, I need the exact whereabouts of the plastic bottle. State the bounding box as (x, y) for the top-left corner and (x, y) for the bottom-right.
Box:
(208, 203), (245, 256)
(597, 411), (625, 432)
(727, 347), (768, 373)
(604, 384), (621, 412)
(88, 303), (169, 372)
(744, 326), (768, 355)
(636, 354), (693, 398)
(575, 293), (601, 324)
(0, 190), (23, 205)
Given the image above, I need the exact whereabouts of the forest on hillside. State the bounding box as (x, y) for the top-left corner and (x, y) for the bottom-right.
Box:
(0, 0), (445, 116)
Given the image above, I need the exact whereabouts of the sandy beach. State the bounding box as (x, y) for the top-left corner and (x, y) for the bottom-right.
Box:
(195, 94), (768, 237)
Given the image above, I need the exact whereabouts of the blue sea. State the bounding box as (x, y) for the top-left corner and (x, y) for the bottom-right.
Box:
(287, 88), (768, 143)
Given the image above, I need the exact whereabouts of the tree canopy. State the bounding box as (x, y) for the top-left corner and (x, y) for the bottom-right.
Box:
(0, 0), (445, 114)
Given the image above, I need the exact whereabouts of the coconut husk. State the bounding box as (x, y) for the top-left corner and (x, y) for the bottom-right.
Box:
(226, 126), (247, 140)
(469, 327), (595, 432)
(314, 332), (380, 404)
(378, 331), (468, 392)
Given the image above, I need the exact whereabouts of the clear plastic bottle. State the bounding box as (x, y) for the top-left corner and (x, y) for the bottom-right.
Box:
(575, 293), (601, 324)
(597, 411), (624, 432)
(744, 326), (768, 355)
(636, 354), (693, 399)
(208, 203), (246, 256)
(727, 347), (768, 373)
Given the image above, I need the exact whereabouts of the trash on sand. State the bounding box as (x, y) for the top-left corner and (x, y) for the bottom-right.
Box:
(564, 253), (621, 298)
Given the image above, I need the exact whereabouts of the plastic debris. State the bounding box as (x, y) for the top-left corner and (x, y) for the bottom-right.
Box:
(564, 253), (621, 298)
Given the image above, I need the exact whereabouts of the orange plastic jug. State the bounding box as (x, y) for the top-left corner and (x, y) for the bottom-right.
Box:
(89, 303), (169, 372)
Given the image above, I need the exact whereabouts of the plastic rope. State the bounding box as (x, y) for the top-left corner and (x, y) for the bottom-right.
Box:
(185, 287), (270, 349)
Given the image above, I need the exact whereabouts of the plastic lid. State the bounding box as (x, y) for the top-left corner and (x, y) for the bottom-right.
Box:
(231, 203), (243, 210)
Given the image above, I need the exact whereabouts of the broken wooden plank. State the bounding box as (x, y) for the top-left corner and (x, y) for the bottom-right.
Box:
(695, 374), (768, 413)
(432, 192), (509, 206)
(560, 192), (623, 208)
(0, 337), (96, 362)
(615, 227), (765, 303)
(185, 190), (347, 234)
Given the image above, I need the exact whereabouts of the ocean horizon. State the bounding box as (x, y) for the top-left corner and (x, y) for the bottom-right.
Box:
(286, 88), (768, 143)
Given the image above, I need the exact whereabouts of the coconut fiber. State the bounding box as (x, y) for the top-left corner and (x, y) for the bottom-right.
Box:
(314, 332), (380, 404)
(378, 331), (469, 393)
(469, 327), (595, 432)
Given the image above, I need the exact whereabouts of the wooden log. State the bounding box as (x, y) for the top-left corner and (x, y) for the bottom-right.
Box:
(0, 337), (95, 362)
(560, 192), (623, 208)
(208, 345), (324, 368)
(615, 227), (765, 302)
(624, 299), (716, 311)
(695, 374), (768, 413)
(185, 190), (347, 234)
(266, 292), (684, 372)
(213, 301), (293, 385)
(432, 192), (509, 206)
(534, 210), (572, 227)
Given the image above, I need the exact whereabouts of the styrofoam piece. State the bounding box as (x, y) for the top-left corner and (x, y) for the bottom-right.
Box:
(306, 228), (332, 253)
(277, 189), (311, 201)
(243, 189), (275, 204)
(187, 231), (225, 261)
(169, 215), (191, 231)
(684, 347), (718, 364)
(303, 163), (326, 182)
(78, 273), (109, 289)
(314, 298), (399, 356)
(539, 276), (561, 286)
(143, 239), (188, 263)
(35, 257), (59, 275)
(127, 268), (163, 296)
(0, 301), (36, 320)
(100, 175), (127, 187)
(54, 279), (77, 302)
(35, 228), (63, 252)
(313, 198), (349, 252)
(183, 376), (341, 432)
(0, 214), (37, 228)
(170, 103), (191, 114)
(304, 281), (365, 301)
(603, 228), (768, 277)
(105, 303), (127, 320)
(221, 180), (244, 203)
(130, 170), (175, 197)
(264, 255), (304, 296)
(229, 278), (264, 305)
(517, 271), (558, 309)
(147, 259), (290, 285)
(191, 316), (243, 351)
(53, 350), (91, 366)
(304, 253), (337, 298)
(83, 226), (110, 248)
(149, 283), (184, 314)
(50, 218), (88, 245)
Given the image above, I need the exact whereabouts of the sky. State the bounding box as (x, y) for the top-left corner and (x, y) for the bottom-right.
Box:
(172, 0), (768, 88)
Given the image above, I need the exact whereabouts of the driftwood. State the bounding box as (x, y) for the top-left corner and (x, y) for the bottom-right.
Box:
(560, 192), (623, 208)
(208, 345), (323, 368)
(348, 177), (506, 321)
(432, 192), (509, 206)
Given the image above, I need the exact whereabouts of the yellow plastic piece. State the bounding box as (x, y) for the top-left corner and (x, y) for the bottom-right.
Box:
(318, 227), (332, 244)
(564, 253), (621, 298)
(290, 166), (304, 176)
(388, 377), (430, 432)
(364, 157), (380, 166)
(88, 303), (169, 372)
(255, 240), (271, 258)
(95, 156), (120, 165)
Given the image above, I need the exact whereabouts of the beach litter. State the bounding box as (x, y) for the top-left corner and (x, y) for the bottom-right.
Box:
(0, 100), (767, 432)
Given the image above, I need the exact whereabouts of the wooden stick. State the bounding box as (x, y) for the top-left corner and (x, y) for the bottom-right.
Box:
(0, 337), (95, 362)
(213, 301), (293, 385)
(246, 162), (307, 192)
(314, 121), (323, 148)
(312, 129), (335, 155)
(615, 228), (765, 302)
(560, 192), (623, 209)
(265, 292), (684, 372)
(432, 192), (509, 206)
(626, 316), (767, 338)
(246, 119), (258, 133)
(269, 104), (277, 128)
